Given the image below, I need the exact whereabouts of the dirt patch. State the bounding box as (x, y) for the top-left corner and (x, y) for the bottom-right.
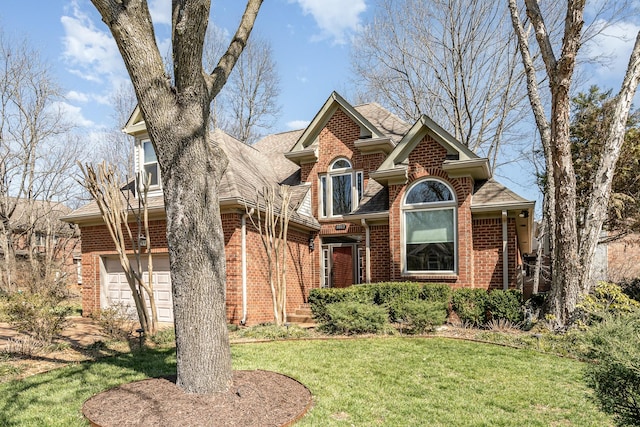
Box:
(82, 370), (312, 427)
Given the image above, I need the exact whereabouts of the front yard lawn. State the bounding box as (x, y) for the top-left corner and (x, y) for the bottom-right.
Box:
(0, 337), (612, 426)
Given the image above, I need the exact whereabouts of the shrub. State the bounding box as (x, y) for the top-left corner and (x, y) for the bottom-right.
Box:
(309, 285), (377, 321)
(5, 292), (71, 343)
(94, 303), (136, 341)
(577, 282), (640, 323)
(148, 327), (176, 346)
(420, 283), (453, 307)
(582, 312), (640, 426)
(486, 290), (524, 324)
(393, 300), (447, 334)
(319, 302), (389, 335)
(619, 278), (640, 302)
(374, 282), (422, 306)
(451, 288), (488, 326)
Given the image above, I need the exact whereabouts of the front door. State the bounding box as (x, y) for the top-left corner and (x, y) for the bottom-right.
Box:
(322, 244), (358, 288)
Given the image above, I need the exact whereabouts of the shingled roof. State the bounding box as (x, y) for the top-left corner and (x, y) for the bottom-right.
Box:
(64, 129), (319, 230)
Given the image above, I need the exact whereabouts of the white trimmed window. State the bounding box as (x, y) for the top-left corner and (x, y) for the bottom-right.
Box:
(142, 139), (160, 187)
(319, 158), (363, 217)
(402, 178), (457, 273)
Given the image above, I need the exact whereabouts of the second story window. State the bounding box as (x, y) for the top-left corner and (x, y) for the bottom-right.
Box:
(142, 140), (160, 187)
(319, 158), (363, 218)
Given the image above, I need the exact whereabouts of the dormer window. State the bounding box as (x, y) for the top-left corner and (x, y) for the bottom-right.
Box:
(319, 158), (363, 218)
(142, 140), (160, 187)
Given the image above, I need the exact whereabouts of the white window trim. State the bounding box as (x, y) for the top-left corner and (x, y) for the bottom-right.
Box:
(138, 138), (162, 194)
(400, 178), (458, 275)
(319, 158), (362, 218)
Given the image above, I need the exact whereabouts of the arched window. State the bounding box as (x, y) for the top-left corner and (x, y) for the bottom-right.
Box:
(402, 179), (457, 273)
(320, 158), (363, 217)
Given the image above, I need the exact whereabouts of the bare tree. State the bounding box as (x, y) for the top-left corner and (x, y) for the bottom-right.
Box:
(509, 0), (640, 328)
(89, 0), (263, 393)
(351, 0), (534, 170)
(0, 31), (79, 292)
(98, 82), (138, 178)
(204, 32), (281, 144)
(79, 162), (158, 335)
(247, 185), (292, 326)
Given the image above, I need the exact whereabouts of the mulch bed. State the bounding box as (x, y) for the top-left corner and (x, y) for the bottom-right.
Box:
(82, 370), (313, 427)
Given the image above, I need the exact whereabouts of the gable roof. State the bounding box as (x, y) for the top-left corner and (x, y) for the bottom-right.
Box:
(373, 115), (490, 184)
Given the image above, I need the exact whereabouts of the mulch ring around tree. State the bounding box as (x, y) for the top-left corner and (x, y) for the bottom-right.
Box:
(82, 370), (313, 427)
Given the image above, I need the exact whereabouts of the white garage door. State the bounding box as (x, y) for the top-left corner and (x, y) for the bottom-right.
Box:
(103, 256), (174, 323)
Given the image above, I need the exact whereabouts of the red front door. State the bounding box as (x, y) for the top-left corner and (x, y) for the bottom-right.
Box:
(331, 246), (354, 288)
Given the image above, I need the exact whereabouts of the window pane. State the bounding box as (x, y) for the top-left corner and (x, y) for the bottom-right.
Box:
(406, 180), (453, 204)
(406, 242), (454, 271)
(356, 172), (363, 201)
(143, 141), (157, 163)
(144, 164), (159, 186)
(331, 159), (351, 170)
(320, 176), (327, 217)
(332, 174), (352, 215)
(405, 210), (453, 243)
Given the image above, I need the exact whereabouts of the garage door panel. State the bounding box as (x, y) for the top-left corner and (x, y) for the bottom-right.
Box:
(103, 257), (174, 323)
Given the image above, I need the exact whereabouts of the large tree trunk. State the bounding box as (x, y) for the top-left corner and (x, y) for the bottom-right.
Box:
(162, 123), (232, 393)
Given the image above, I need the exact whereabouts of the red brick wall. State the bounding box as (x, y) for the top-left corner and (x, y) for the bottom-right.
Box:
(79, 220), (169, 317)
(369, 224), (390, 282)
(472, 217), (519, 290)
(607, 233), (640, 283)
(80, 213), (318, 326)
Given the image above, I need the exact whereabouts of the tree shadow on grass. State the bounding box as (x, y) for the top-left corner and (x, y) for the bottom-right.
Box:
(0, 346), (176, 426)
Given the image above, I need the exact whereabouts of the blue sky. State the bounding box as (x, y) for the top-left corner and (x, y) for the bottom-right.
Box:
(1, 0), (640, 208)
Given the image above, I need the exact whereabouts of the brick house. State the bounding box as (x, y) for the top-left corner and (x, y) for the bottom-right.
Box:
(64, 92), (535, 325)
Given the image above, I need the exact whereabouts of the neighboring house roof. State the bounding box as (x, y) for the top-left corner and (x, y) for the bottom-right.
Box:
(4, 198), (74, 234)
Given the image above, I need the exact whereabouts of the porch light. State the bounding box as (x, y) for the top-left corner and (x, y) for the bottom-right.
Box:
(309, 235), (315, 251)
(518, 210), (529, 218)
(138, 235), (147, 248)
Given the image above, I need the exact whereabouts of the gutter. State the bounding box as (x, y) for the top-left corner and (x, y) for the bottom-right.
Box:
(240, 210), (253, 325)
(361, 219), (371, 283)
(502, 210), (508, 291)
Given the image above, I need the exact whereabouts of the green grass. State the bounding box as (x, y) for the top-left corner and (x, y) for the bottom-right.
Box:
(0, 338), (612, 426)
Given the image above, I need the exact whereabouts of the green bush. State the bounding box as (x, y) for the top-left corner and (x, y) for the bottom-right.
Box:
(451, 288), (488, 326)
(309, 285), (376, 321)
(582, 312), (640, 426)
(486, 290), (524, 324)
(319, 302), (389, 335)
(5, 291), (71, 343)
(578, 282), (640, 323)
(420, 283), (453, 306)
(393, 300), (447, 334)
(374, 282), (422, 306)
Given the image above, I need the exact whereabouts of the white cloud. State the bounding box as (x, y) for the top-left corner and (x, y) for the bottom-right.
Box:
(60, 0), (125, 83)
(148, 0), (172, 26)
(286, 120), (310, 130)
(54, 101), (95, 128)
(66, 90), (89, 103)
(585, 20), (640, 80)
(290, 0), (366, 44)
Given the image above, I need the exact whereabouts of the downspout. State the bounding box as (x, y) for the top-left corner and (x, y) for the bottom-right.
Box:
(361, 219), (371, 283)
(502, 210), (508, 291)
(240, 210), (252, 325)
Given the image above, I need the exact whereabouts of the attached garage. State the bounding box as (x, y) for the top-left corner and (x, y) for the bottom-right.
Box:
(101, 256), (174, 323)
